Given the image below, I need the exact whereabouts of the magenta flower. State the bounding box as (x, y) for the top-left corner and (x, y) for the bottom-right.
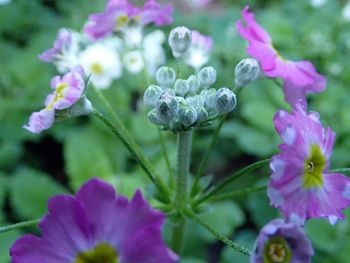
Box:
(10, 178), (178, 263)
(268, 105), (350, 225)
(23, 66), (86, 134)
(250, 219), (314, 263)
(38, 28), (72, 62)
(236, 6), (326, 108)
(84, 0), (173, 41)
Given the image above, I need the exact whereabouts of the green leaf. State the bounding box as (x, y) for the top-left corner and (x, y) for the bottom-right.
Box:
(0, 173), (8, 223)
(9, 168), (67, 219)
(200, 201), (245, 243)
(0, 229), (21, 263)
(64, 128), (116, 190)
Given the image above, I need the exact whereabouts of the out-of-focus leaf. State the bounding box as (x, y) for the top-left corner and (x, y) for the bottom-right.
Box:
(9, 168), (67, 219)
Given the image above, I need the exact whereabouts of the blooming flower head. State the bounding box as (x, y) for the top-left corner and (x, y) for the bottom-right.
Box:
(39, 28), (81, 73)
(250, 219), (314, 263)
(23, 66), (86, 134)
(268, 105), (350, 225)
(79, 39), (123, 89)
(84, 0), (173, 41)
(10, 178), (178, 263)
(185, 30), (213, 71)
(236, 6), (326, 108)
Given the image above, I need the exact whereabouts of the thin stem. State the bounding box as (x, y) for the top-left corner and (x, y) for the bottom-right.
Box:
(184, 208), (251, 256)
(330, 168), (350, 176)
(0, 219), (40, 234)
(191, 115), (227, 197)
(171, 130), (193, 253)
(158, 129), (175, 187)
(92, 109), (170, 202)
(174, 130), (193, 208)
(195, 159), (270, 205)
(209, 185), (267, 202)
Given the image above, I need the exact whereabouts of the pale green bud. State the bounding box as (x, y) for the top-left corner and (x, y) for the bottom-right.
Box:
(148, 109), (163, 125)
(202, 88), (217, 109)
(168, 26), (192, 58)
(144, 85), (163, 106)
(156, 66), (176, 87)
(179, 106), (198, 127)
(215, 87), (237, 114)
(235, 58), (260, 88)
(69, 96), (93, 117)
(198, 66), (216, 87)
(156, 93), (178, 123)
(174, 79), (190, 97)
(186, 75), (201, 94)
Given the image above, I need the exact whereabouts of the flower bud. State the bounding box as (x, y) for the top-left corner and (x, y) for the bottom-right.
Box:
(174, 79), (190, 97)
(68, 96), (93, 117)
(179, 106), (198, 127)
(148, 109), (163, 125)
(186, 95), (208, 122)
(186, 75), (201, 94)
(235, 58), (260, 88)
(201, 88), (216, 109)
(197, 66), (217, 87)
(155, 66), (176, 87)
(168, 26), (192, 58)
(215, 87), (237, 114)
(156, 93), (178, 123)
(144, 85), (163, 106)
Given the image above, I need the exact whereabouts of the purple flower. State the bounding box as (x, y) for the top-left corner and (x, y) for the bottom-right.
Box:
(84, 0), (173, 41)
(251, 219), (314, 263)
(38, 28), (72, 62)
(268, 105), (350, 225)
(236, 6), (326, 108)
(10, 178), (178, 263)
(23, 66), (86, 134)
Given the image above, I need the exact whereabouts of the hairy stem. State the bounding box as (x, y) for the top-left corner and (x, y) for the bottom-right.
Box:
(195, 159), (270, 205)
(184, 208), (251, 256)
(0, 219), (40, 234)
(171, 130), (193, 253)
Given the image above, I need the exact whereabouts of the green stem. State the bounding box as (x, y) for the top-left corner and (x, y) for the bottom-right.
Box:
(0, 219), (40, 234)
(184, 208), (251, 256)
(330, 168), (350, 176)
(171, 130), (193, 253)
(92, 109), (170, 202)
(158, 129), (175, 188)
(195, 159), (270, 205)
(209, 185), (267, 202)
(191, 115), (227, 197)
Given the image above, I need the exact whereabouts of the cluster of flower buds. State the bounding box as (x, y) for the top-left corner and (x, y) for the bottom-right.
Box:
(144, 66), (237, 132)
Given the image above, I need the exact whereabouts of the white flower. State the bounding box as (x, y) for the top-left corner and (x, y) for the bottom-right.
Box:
(79, 39), (123, 89)
(122, 25), (143, 48)
(310, 0), (327, 7)
(56, 30), (81, 73)
(143, 30), (166, 76)
(0, 0), (11, 5)
(123, 50), (144, 74)
(343, 2), (350, 21)
(184, 31), (213, 71)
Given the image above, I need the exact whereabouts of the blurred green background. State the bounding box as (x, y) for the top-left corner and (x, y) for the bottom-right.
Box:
(1, 0), (350, 262)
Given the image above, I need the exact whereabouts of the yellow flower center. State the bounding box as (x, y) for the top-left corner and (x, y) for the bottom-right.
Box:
(46, 82), (68, 110)
(303, 144), (326, 188)
(264, 237), (291, 263)
(115, 15), (129, 30)
(91, 63), (104, 75)
(75, 243), (118, 263)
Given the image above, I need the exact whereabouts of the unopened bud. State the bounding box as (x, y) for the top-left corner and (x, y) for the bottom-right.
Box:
(156, 66), (176, 87)
(186, 75), (201, 94)
(198, 66), (217, 87)
(215, 87), (236, 114)
(202, 88), (216, 109)
(156, 93), (178, 123)
(187, 95), (208, 122)
(144, 85), (163, 106)
(168, 26), (192, 58)
(179, 106), (198, 127)
(148, 109), (163, 125)
(235, 58), (260, 88)
(174, 79), (190, 97)
(69, 96), (93, 117)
